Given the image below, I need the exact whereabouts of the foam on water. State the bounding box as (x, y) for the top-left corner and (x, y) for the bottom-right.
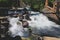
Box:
(8, 17), (29, 37)
(8, 11), (60, 37)
(27, 12), (60, 37)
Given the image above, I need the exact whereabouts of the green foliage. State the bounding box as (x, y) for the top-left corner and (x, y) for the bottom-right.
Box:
(0, 0), (17, 7)
(0, 0), (8, 2)
(23, 0), (55, 11)
(23, 0), (45, 11)
(0, 0), (55, 10)
(49, 0), (55, 3)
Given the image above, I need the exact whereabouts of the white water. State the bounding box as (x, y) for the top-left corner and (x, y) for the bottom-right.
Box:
(27, 12), (60, 37)
(8, 11), (60, 37)
(8, 17), (29, 37)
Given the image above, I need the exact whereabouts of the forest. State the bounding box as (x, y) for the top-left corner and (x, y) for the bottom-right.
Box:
(0, 0), (55, 10)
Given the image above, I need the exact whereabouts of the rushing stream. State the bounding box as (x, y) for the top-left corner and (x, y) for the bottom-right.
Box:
(28, 12), (60, 37)
(8, 17), (29, 38)
(8, 11), (60, 38)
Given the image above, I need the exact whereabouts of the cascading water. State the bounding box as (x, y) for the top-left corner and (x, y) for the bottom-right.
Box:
(7, 11), (60, 38)
(8, 17), (29, 38)
(27, 12), (60, 37)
